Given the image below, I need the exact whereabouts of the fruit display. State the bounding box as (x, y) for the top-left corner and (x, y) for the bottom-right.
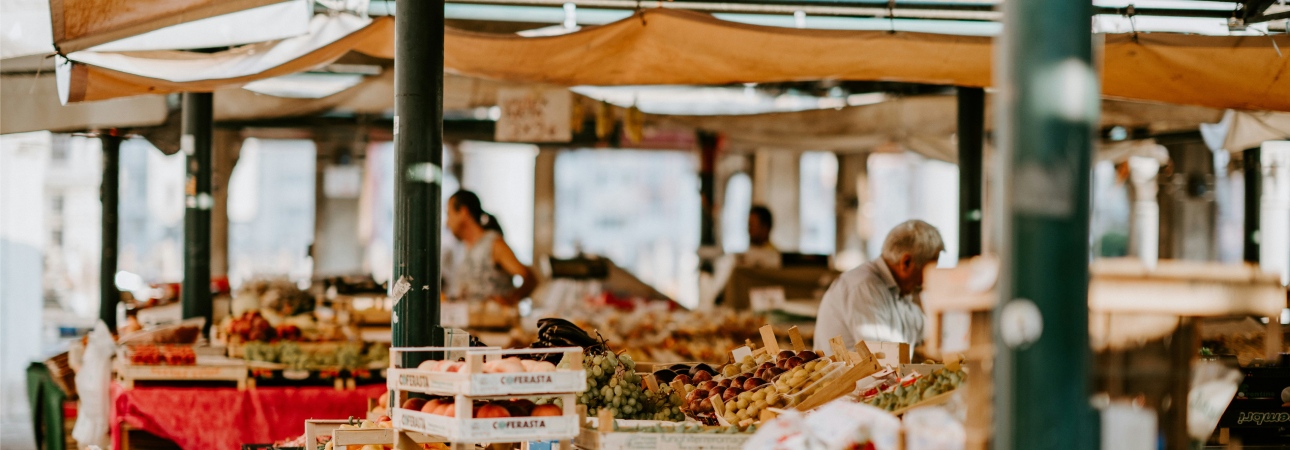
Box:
(543, 308), (791, 364)
(578, 351), (651, 419)
(226, 311), (278, 342)
(861, 367), (966, 413)
(242, 341), (389, 371)
(651, 363), (717, 385)
(127, 345), (197, 366)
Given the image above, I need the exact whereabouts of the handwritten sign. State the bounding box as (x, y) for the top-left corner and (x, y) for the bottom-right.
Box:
(496, 88), (571, 143)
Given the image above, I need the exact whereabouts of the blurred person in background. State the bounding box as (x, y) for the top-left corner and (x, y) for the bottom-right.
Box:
(814, 219), (944, 352)
(445, 190), (538, 304)
(737, 205), (781, 268)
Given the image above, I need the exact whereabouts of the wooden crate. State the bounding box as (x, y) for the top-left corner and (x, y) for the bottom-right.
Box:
(388, 347), (585, 397)
(115, 358), (249, 390)
(391, 393), (580, 444)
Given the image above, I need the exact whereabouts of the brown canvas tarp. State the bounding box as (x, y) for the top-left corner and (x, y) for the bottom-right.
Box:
(57, 9), (1290, 112)
(48, 0), (288, 53)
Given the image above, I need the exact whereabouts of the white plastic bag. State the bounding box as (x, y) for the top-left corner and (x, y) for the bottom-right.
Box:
(72, 321), (116, 449)
(804, 400), (901, 450)
(743, 409), (809, 450)
(903, 406), (965, 450)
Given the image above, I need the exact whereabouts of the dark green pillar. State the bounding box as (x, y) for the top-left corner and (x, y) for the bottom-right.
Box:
(957, 87), (985, 259)
(698, 131), (718, 273)
(182, 93), (213, 330)
(392, 0), (445, 367)
(995, 0), (1097, 448)
(1243, 147), (1261, 263)
(100, 131), (122, 331)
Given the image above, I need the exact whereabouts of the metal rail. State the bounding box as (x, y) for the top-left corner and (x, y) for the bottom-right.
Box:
(346, 0), (1248, 22)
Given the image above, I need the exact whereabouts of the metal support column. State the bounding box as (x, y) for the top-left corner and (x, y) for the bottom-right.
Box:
(1244, 147), (1261, 263)
(698, 131), (719, 272)
(957, 87), (985, 259)
(182, 93), (213, 329)
(392, 0), (445, 367)
(99, 131), (122, 331)
(994, 0), (1097, 448)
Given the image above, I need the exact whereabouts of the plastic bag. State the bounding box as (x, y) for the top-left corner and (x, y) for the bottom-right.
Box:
(72, 321), (116, 449)
(804, 400), (901, 450)
(742, 409), (809, 450)
(903, 406), (965, 450)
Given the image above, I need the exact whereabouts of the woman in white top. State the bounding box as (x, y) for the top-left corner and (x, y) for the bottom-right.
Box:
(445, 190), (538, 304)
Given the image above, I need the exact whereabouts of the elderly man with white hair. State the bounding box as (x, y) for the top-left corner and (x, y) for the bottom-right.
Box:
(814, 219), (945, 352)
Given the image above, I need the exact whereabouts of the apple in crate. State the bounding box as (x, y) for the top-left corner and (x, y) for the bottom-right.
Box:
(403, 398), (427, 411)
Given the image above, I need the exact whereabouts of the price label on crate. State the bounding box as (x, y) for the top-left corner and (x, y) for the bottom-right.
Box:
(442, 303), (469, 328)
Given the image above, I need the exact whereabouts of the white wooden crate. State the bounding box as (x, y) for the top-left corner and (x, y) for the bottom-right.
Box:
(388, 347), (586, 396)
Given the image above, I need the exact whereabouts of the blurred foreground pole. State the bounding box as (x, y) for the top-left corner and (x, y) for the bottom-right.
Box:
(994, 0), (1097, 448)
(182, 93), (213, 331)
(392, 0), (445, 367)
(957, 87), (984, 259)
(1244, 147), (1261, 263)
(100, 130), (122, 331)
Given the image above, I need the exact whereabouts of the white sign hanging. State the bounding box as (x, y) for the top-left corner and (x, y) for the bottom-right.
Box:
(495, 87), (572, 143)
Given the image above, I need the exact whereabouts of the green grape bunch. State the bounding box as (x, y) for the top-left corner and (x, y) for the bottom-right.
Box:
(577, 350), (683, 421)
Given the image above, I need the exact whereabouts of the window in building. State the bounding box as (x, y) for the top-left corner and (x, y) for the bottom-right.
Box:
(799, 151), (838, 255)
(866, 152), (959, 268)
(721, 172), (753, 254)
(362, 142), (459, 284)
(459, 141), (537, 265)
(554, 149), (701, 307)
(227, 139), (316, 286)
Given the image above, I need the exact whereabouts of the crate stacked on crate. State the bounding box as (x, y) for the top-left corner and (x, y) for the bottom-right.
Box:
(387, 347), (588, 450)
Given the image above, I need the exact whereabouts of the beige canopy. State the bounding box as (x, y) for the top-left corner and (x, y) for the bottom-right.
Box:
(48, 0), (288, 53)
(57, 9), (1290, 112)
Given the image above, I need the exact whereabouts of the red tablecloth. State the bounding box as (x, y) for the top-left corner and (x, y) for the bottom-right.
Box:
(110, 382), (385, 450)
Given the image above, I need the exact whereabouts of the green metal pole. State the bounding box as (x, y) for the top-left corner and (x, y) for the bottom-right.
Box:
(1243, 148), (1261, 263)
(957, 87), (985, 259)
(994, 0), (1097, 448)
(100, 131), (122, 331)
(182, 93), (213, 331)
(392, 0), (445, 368)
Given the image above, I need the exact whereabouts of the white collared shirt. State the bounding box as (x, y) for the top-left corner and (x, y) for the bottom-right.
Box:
(813, 259), (925, 352)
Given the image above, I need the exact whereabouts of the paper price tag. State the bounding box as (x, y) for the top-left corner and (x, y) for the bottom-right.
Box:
(442, 303), (469, 328)
(749, 287), (786, 312)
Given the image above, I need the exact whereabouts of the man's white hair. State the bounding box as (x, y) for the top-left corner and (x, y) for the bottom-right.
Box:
(881, 220), (945, 265)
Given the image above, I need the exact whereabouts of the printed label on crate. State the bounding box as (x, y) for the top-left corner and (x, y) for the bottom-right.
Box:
(471, 372), (586, 395)
(395, 410), (454, 436)
(394, 371), (460, 393)
(470, 416), (576, 437)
